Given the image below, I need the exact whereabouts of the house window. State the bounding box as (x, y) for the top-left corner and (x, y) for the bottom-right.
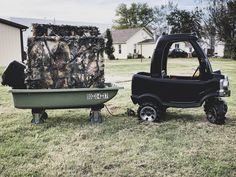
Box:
(134, 44), (137, 53)
(175, 43), (179, 49)
(119, 44), (122, 54)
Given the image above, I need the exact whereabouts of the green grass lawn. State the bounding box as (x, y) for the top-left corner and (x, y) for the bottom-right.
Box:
(0, 58), (236, 177)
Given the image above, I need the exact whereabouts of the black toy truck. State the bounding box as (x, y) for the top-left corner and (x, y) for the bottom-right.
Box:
(131, 33), (230, 124)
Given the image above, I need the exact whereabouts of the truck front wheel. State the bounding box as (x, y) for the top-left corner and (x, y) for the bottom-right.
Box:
(204, 98), (227, 125)
(137, 103), (161, 122)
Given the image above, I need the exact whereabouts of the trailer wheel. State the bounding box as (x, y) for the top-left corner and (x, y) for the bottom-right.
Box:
(31, 109), (47, 124)
(89, 110), (103, 123)
(31, 113), (45, 124)
(42, 111), (48, 120)
(138, 103), (161, 122)
(204, 98), (227, 125)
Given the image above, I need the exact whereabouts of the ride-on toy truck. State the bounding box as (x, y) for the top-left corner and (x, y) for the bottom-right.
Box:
(131, 33), (230, 124)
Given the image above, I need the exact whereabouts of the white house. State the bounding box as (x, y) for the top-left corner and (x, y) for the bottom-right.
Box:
(214, 41), (225, 57)
(138, 39), (156, 59)
(111, 27), (154, 59)
(111, 27), (227, 59)
(0, 18), (28, 66)
(200, 38), (225, 57)
(138, 39), (194, 58)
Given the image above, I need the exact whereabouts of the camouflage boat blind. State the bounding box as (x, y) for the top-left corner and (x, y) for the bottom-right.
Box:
(25, 24), (105, 89)
(32, 24), (100, 37)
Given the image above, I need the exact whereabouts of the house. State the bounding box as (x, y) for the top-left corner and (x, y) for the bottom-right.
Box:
(111, 27), (154, 59)
(0, 18), (28, 66)
(200, 38), (225, 57)
(138, 39), (156, 59)
(139, 38), (196, 58)
(111, 27), (227, 59)
(214, 41), (225, 57)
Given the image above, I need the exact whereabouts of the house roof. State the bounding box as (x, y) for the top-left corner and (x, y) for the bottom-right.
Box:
(0, 18), (28, 29)
(111, 27), (152, 44)
(138, 38), (155, 44)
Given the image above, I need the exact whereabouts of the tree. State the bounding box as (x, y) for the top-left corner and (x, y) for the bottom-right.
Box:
(113, 3), (154, 29)
(105, 29), (115, 60)
(166, 9), (203, 37)
(152, 1), (177, 34)
(207, 0), (236, 59)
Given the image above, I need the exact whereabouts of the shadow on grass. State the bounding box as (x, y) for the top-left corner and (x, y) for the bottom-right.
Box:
(162, 111), (204, 123)
(225, 117), (236, 126)
(43, 111), (127, 128)
(163, 111), (236, 126)
(28, 109), (235, 129)
(45, 114), (90, 127)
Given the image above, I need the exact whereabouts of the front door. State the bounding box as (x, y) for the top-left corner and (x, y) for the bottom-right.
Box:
(160, 77), (205, 103)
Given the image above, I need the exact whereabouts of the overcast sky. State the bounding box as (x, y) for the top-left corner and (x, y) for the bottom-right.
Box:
(0, 0), (198, 24)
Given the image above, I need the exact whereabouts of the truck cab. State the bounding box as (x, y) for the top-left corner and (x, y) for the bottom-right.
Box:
(131, 33), (230, 124)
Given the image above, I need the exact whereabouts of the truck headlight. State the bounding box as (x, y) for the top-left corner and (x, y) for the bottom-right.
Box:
(222, 75), (229, 88)
(219, 75), (230, 97)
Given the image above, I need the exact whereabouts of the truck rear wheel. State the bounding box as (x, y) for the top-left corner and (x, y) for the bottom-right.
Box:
(137, 103), (161, 122)
(204, 98), (227, 125)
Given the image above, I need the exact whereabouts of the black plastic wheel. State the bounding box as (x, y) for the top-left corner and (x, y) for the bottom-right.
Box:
(137, 103), (161, 122)
(89, 110), (103, 123)
(205, 105), (218, 124)
(31, 114), (45, 124)
(41, 111), (48, 120)
(204, 98), (227, 125)
(219, 100), (228, 115)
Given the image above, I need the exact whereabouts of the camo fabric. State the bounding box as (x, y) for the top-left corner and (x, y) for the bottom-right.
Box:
(32, 24), (100, 37)
(25, 24), (105, 89)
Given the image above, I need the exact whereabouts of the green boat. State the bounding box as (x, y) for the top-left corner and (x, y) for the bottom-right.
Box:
(10, 83), (123, 123)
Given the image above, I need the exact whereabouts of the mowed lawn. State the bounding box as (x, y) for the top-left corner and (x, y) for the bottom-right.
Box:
(0, 58), (236, 177)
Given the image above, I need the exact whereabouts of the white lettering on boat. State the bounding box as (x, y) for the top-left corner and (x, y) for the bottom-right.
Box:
(87, 93), (109, 100)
